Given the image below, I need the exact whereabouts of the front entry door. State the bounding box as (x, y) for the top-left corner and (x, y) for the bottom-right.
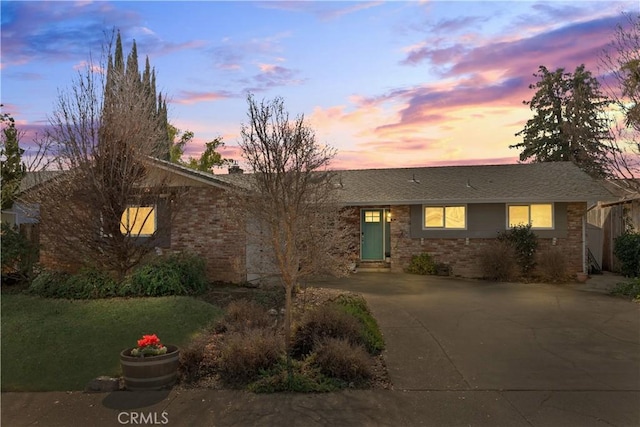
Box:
(361, 209), (384, 260)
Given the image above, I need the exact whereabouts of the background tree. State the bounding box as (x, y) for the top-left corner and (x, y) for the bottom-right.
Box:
(186, 138), (227, 172)
(600, 13), (640, 190)
(168, 124), (228, 173)
(235, 95), (352, 379)
(511, 64), (613, 178)
(0, 107), (26, 211)
(168, 124), (194, 164)
(28, 33), (180, 279)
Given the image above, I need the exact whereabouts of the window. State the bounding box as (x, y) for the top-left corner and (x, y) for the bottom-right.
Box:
(507, 203), (553, 229)
(424, 206), (466, 229)
(120, 206), (156, 236)
(364, 211), (381, 223)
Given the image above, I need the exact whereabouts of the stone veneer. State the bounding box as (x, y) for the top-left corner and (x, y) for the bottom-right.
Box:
(388, 202), (586, 277)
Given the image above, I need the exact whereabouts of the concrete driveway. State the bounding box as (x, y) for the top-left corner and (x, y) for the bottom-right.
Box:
(315, 272), (640, 425)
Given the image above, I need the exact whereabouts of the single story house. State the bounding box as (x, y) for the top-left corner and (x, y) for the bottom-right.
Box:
(34, 160), (613, 282)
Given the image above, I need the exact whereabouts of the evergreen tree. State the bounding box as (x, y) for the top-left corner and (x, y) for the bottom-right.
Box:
(511, 65), (612, 178)
(103, 33), (170, 160)
(1, 108), (26, 211)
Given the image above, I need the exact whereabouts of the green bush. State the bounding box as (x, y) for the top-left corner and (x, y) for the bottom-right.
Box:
(28, 270), (71, 298)
(1, 222), (38, 284)
(405, 252), (437, 275)
(498, 224), (538, 276)
(479, 241), (518, 281)
(28, 268), (117, 299)
(127, 253), (207, 297)
(312, 338), (372, 383)
(613, 232), (640, 277)
(610, 278), (640, 300)
(28, 253), (208, 299)
(128, 262), (185, 296)
(291, 304), (362, 358)
(332, 295), (384, 355)
(217, 328), (284, 385)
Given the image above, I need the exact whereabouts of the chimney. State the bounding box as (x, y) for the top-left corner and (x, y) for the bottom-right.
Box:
(228, 161), (244, 174)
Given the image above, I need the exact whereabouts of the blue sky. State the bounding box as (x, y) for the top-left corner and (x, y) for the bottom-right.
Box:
(1, 1), (638, 171)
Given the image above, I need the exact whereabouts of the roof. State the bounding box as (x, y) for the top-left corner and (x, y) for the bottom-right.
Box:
(93, 159), (616, 206)
(599, 179), (640, 204)
(147, 157), (233, 189)
(330, 162), (614, 205)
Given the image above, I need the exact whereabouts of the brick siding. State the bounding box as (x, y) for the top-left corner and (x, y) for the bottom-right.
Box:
(389, 203), (586, 278)
(169, 186), (246, 283)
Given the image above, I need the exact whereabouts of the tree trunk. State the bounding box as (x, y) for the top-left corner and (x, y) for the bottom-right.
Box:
(284, 283), (293, 382)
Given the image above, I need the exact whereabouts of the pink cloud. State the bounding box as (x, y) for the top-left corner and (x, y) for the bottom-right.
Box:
(172, 90), (232, 105)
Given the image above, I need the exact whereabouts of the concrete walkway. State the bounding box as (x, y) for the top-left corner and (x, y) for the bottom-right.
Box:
(2, 273), (639, 426)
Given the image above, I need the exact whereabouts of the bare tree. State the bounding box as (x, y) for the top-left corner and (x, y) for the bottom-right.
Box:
(26, 34), (180, 280)
(600, 13), (640, 190)
(235, 95), (353, 376)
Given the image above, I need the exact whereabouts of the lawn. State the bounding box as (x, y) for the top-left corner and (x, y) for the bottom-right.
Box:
(1, 294), (223, 391)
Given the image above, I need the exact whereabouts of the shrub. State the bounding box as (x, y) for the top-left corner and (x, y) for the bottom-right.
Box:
(479, 240), (518, 281)
(498, 224), (538, 276)
(179, 333), (217, 385)
(28, 268), (117, 299)
(537, 248), (569, 283)
(127, 262), (185, 296)
(1, 222), (38, 284)
(127, 253), (207, 297)
(217, 328), (284, 385)
(28, 270), (71, 298)
(405, 252), (437, 275)
(291, 304), (362, 358)
(221, 299), (273, 332)
(312, 338), (372, 383)
(332, 295), (384, 355)
(613, 232), (640, 278)
(63, 267), (118, 299)
(610, 278), (640, 300)
(248, 358), (341, 393)
(165, 252), (208, 293)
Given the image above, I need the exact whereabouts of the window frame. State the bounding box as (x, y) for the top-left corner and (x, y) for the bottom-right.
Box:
(422, 204), (467, 230)
(506, 203), (554, 230)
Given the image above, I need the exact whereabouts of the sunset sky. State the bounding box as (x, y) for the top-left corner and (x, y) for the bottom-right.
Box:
(1, 1), (638, 172)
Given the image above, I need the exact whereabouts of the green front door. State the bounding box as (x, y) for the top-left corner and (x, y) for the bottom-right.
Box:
(361, 209), (384, 260)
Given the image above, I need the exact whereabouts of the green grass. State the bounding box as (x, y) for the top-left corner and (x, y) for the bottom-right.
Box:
(1, 294), (223, 391)
(332, 295), (385, 355)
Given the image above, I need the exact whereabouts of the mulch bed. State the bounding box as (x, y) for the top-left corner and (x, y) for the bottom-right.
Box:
(178, 286), (393, 391)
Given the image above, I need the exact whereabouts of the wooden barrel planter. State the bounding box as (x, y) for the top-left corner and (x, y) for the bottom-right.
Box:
(119, 345), (180, 391)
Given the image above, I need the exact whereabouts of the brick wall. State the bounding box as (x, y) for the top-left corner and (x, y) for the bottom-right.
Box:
(389, 202), (586, 278)
(38, 183), (247, 283)
(169, 186), (246, 283)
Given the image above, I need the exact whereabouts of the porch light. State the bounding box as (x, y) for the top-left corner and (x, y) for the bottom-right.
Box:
(386, 211), (392, 222)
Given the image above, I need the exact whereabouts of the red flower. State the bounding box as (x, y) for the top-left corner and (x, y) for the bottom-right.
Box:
(137, 334), (163, 348)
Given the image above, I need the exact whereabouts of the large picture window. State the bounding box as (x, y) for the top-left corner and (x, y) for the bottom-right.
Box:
(120, 206), (156, 237)
(507, 203), (553, 229)
(424, 205), (466, 229)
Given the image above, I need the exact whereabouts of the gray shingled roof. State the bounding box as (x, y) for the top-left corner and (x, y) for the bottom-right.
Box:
(154, 160), (616, 205)
(333, 162), (614, 205)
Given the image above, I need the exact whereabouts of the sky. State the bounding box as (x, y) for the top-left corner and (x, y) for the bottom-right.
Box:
(1, 0), (638, 172)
